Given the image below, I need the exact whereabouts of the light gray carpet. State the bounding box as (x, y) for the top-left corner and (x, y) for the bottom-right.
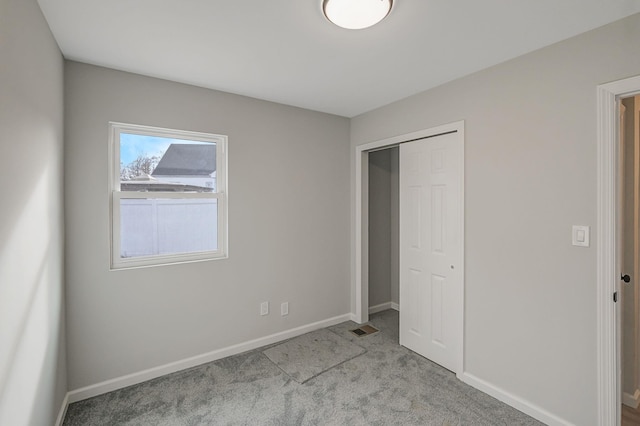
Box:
(263, 328), (366, 383)
(62, 310), (544, 425)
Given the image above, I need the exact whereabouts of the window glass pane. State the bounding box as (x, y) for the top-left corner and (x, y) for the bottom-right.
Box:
(120, 198), (218, 258)
(120, 133), (216, 192)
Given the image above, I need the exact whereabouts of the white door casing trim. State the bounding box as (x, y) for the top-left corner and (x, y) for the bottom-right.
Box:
(597, 74), (640, 426)
(353, 120), (465, 376)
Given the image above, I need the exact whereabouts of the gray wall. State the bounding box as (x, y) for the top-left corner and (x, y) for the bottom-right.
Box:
(0, 0), (66, 424)
(368, 150), (391, 307)
(64, 62), (351, 389)
(390, 148), (399, 305)
(368, 148), (399, 308)
(351, 13), (640, 425)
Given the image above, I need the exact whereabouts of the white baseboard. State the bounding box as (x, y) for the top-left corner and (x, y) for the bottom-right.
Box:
(54, 392), (69, 426)
(623, 389), (640, 409)
(369, 302), (392, 314)
(67, 313), (352, 404)
(460, 372), (573, 426)
(368, 302), (399, 314)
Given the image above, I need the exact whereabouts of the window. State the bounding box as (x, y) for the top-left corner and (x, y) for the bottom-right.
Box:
(109, 122), (227, 269)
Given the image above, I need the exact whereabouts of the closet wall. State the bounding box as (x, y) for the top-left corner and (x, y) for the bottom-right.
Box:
(368, 148), (399, 310)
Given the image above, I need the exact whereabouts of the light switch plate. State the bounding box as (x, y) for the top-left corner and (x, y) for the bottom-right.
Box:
(572, 225), (590, 247)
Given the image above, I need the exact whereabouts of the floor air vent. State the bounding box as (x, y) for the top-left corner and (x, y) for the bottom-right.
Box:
(350, 325), (379, 337)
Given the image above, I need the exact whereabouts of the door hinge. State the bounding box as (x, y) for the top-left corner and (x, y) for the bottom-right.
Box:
(613, 291), (618, 303)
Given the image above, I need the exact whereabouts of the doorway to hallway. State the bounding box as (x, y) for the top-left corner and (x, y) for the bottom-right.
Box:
(620, 94), (640, 425)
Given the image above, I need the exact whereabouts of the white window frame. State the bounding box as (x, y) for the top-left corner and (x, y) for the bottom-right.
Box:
(109, 122), (228, 270)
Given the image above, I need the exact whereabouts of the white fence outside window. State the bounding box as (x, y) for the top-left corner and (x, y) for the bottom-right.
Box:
(120, 198), (218, 258)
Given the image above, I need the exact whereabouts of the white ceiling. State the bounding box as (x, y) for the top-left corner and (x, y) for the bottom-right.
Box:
(37, 0), (640, 117)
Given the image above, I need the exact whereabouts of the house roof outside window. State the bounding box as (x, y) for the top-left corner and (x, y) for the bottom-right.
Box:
(152, 144), (216, 176)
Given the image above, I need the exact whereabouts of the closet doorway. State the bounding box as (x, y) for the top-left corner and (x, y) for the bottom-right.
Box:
(355, 121), (464, 374)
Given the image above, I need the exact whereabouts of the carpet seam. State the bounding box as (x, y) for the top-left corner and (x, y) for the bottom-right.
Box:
(261, 327), (368, 385)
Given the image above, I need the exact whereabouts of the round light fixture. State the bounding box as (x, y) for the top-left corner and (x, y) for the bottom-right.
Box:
(322, 0), (393, 30)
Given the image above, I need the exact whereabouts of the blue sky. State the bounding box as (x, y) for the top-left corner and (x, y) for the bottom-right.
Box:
(120, 133), (212, 166)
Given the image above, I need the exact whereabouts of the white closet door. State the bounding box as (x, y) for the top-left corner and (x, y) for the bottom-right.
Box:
(399, 131), (462, 372)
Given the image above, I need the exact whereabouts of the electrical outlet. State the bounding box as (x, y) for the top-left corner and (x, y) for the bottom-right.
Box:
(281, 302), (289, 316)
(260, 301), (269, 316)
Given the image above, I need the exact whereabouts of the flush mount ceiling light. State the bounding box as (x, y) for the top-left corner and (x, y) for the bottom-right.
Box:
(323, 0), (393, 30)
